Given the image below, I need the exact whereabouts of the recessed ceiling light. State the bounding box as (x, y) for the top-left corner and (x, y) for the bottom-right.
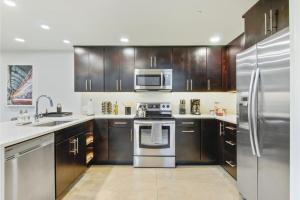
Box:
(14, 38), (25, 43)
(3, 0), (16, 7)
(40, 24), (50, 30)
(210, 36), (221, 43)
(120, 37), (129, 43)
(63, 40), (71, 44)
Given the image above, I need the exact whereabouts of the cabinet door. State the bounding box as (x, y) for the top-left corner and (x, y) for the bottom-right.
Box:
(271, 0), (289, 32)
(74, 47), (89, 92)
(207, 47), (222, 91)
(74, 133), (87, 179)
(88, 47), (104, 92)
(172, 48), (189, 92)
(244, 0), (271, 48)
(94, 119), (109, 162)
(109, 127), (133, 163)
(55, 138), (76, 198)
(201, 119), (218, 162)
(134, 47), (153, 69)
(152, 47), (172, 69)
(176, 126), (201, 163)
(119, 47), (135, 92)
(188, 47), (207, 91)
(104, 47), (120, 92)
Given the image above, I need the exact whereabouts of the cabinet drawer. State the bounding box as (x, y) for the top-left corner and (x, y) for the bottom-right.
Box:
(176, 119), (200, 127)
(109, 119), (132, 128)
(224, 140), (236, 156)
(223, 152), (237, 179)
(55, 123), (87, 144)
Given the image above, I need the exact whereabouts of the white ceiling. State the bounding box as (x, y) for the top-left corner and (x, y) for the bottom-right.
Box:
(0, 0), (258, 50)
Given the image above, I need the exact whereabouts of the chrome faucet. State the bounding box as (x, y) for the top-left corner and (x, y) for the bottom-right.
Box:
(35, 95), (53, 122)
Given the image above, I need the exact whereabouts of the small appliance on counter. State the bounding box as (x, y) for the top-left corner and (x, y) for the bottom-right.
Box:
(190, 99), (201, 115)
(87, 99), (95, 116)
(125, 106), (131, 115)
(179, 99), (186, 114)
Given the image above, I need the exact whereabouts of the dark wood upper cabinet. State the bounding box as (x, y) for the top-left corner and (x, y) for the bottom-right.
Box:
(135, 47), (172, 69)
(224, 34), (245, 91)
(207, 47), (222, 91)
(104, 47), (134, 92)
(271, 0), (289, 32)
(244, 0), (288, 48)
(189, 47), (207, 91)
(172, 48), (189, 92)
(74, 47), (104, 92)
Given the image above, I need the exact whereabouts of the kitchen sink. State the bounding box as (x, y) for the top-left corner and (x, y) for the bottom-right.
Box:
(32, 120), (73, 127)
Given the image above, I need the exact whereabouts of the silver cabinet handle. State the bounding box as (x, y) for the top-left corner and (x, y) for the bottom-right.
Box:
(264, 12), (268, 35)
(270, 9), (273, 34)
(89, 80), (92, 91)
(69, 138), (76, 155)
(181, 130), (195, 133)
(225, 126), (236, 131)
(85, 80), (88, 91)
(248, 70), (257, 156)
(186, 80), (189, 91)
(182, 122), (194, 125)
(76, 138), (79, 154)
(114, 121), (127, 125)
(225, 160), (236, 168)
(219, 122), (224, 136)
(252, 68), (261, 157)
(207, 79), (211, 90)
(150, 56), (153, 68)
(225, 140), (236, 146)
(130, 129), (133, 141)
(119, 80), (122, 91)
(116, 80), (119, 91)
(190, 79), (193, 91)
(154, 56), (157, 68)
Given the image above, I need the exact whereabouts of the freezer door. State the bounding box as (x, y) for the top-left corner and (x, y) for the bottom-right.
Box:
(236, 45), (258, 200)
(256, 28), (290, 200)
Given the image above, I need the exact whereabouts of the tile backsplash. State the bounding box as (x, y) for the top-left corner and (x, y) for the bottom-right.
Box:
(81, 92), (236, 116)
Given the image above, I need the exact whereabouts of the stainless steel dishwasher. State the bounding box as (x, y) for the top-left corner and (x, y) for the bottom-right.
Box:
(5, 133), (55, 200)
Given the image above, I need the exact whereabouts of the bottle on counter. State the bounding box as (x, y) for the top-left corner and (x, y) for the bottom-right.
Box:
(57, 103), (62, 113)
(113, 101), (118, 115)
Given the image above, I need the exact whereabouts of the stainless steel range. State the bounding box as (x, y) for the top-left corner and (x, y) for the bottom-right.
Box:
(134, 102), (175, 168)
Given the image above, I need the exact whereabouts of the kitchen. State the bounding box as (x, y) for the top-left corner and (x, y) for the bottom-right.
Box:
(0, 0), (299, 200)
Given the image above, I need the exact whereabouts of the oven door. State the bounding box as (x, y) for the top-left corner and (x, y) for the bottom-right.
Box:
(134, 69), (172, 91)
(134, 120), (175, 156)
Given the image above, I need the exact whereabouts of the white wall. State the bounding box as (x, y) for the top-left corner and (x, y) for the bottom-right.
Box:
(290, 0), (300, 199)
(81, 92), (236, 115)
(0, 51), (81, 122)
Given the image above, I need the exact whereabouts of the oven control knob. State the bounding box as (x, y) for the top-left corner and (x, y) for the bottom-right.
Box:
(162, 105), (165, 108)
(166, 105), (170, 108)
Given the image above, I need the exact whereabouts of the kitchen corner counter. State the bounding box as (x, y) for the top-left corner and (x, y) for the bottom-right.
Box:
(0, 115), (94, 148)
(94, 114), (135, 119)
(173, 114), (237, 124)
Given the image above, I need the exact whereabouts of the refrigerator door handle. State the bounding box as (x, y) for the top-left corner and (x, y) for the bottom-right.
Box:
(248, 70), (257, 156)
(252, 68), (261, 157)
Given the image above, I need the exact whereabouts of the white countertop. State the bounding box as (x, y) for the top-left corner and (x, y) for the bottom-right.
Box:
(0, 113), (236, 148)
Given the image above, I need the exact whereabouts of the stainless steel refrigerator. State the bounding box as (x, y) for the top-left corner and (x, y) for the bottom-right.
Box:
(237, 27), (290, 200)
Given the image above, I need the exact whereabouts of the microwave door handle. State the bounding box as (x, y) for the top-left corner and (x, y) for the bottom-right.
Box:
(161, 73), (164, 88)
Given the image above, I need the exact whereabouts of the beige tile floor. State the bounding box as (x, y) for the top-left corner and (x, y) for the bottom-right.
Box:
(63, 165), (242, 200)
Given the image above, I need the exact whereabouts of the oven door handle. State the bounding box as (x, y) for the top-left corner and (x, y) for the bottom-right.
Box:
(161, 72), (164, 88)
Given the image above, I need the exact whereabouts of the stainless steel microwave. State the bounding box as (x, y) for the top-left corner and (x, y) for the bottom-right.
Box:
(134, 69), (172, 91)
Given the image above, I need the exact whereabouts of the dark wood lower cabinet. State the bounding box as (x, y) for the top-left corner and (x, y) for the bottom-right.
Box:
(93, 119), (109, 163)
(109, 121), (133, 163)
(201, 119), (218, 163)
(55, 124), (88, 199)
(176, 126), (201, 163)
